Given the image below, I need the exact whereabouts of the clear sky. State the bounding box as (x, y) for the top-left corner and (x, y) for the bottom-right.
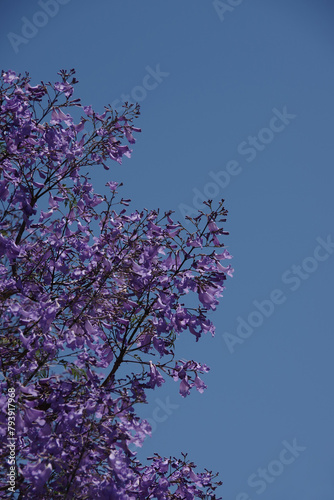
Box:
(1, 1), (334, 498)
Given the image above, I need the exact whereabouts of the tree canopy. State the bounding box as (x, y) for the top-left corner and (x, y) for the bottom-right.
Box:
(0, 69), (233, 499)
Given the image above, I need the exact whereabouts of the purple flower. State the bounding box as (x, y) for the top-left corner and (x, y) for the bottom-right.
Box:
(148, 361), (165, 388)
(54, 81), (73, 97)
(21, 462), (52, 490)
(50, 108), (73, 126)
(2, 69), (18, 83)
(194, 375), (207, 394)
(83, 105), (94, 116)
(208, 221), (219, 232)
(106, 181), (119, 191)
(179, 378), (191, 397)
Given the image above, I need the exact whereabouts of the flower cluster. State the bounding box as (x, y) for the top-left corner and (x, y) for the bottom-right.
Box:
(0, 69), (232, 498)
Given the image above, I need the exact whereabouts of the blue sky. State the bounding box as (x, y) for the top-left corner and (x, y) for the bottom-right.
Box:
(1, 1), (334, 498)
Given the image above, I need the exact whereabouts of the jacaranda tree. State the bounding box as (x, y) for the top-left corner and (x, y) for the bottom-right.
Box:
(0, 69), (233, 499)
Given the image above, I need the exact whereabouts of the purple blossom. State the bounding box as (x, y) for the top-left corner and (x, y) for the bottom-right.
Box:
(148, 361), (165, 388)
(50, 107), (73, 126)
(2, 69), (18, 83)
(54, 80), (74, 97)
(106, 180), (119, 191)
(83, 105), (94, 116)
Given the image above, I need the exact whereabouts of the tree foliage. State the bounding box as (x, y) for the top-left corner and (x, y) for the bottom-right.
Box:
(0, 69), (233, 499)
